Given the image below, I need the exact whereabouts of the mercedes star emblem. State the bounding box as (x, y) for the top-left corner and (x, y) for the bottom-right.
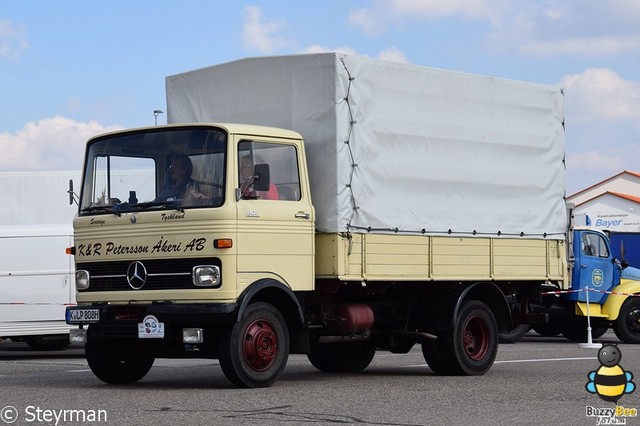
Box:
(126, 261), (147, 289)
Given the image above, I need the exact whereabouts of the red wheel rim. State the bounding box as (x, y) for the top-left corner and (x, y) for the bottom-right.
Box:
(242, 319), (278, 372)
(463, 315), (489, 361)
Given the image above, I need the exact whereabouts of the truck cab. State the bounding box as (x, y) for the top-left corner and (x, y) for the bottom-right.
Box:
(67, 124), (318, 386)
(567, 229), (620, 304)
(71, 124), (314, 309)
(554, 228), (640, 343)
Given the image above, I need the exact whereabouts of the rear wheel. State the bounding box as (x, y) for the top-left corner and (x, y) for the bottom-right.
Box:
(613, 297), (640, 343)
(423, 300), (498, 375)
(307, 340), (376, 372)
(498, 324), (531, 343)
(218, 302), (289, 388)
(85, 331), (154, 384)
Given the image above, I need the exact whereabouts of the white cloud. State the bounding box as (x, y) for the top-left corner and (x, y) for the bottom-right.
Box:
(490, 2), (640, 56)
(387, 0), (505, 21)
(377, 46), (408, 63)
(608, 0), (640, 23)
(0, 19), (28, 60)
(564, 149), (627, 194)
(241, 6), (291, 53)
(561, 68), (640, 191)
(348, 8), (381, 36)
(560, 68), (640, 122)
(520, 36), (640, 56)
(0, 116), (122, 172)
(350, 1), (640, 57)
(301, 45), (358, 56)
(301, 45), (407, 63)
(568, 150), (623, 172)
(349, 0), (508, 34)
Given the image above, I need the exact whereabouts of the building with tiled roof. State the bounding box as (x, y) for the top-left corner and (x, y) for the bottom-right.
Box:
(567, 171), (640, 232)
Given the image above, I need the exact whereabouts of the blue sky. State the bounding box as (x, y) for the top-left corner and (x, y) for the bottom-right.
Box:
(2, 0), (640, 194)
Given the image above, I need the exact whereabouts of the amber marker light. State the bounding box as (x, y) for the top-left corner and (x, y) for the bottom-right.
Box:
(214, 239), (233, 249)
(66, 247), (76, 255)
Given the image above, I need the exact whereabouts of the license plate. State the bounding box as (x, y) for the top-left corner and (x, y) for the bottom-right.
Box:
(67, 308), (100, 323)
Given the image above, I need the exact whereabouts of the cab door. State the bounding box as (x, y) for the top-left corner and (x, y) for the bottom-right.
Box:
(570, 230), (615, 303)
(234, 137), (315, 291)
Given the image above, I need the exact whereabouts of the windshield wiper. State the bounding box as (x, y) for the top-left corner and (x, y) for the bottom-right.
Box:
(135, 201), (184, 213)
(81, 201), (184, 215)
(80, 205), (121, 216)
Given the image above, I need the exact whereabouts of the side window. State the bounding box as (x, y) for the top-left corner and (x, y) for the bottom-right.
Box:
(582, 233), (609, 258)
(238, 141), (301, 201)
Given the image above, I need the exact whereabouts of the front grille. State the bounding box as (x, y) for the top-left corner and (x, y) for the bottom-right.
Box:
(77, 258), (221, 292)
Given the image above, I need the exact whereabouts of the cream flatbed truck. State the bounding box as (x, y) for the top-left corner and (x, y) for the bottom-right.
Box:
(65, 54), (640, 388)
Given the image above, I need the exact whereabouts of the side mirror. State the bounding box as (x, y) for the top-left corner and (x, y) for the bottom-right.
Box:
(253, 164), (271, 192)
(612, 257), (630, 270)
(68, 179), (79, 206)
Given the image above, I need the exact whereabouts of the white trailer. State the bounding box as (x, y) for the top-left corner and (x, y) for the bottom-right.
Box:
(0, 171), (79, 350)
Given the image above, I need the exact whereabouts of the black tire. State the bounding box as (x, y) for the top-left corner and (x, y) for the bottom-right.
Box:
(307, 340), (376, 372)
(422, 340), (456, 375)
(559, 318), (607, 342)
(24, 335), (70, 351)
(498, 324), (531, 343)
(532, 323), (561, 337)
(613, 297), (640, 343)
(379, 336), (415, 354)
(422, 300), (498, 376)
(591, 326), (608, 339)
(85, 332), (154, 384)
(218, 302), (289, 388)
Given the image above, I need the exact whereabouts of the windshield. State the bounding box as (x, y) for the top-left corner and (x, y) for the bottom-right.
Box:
(79, 127), (227, 215)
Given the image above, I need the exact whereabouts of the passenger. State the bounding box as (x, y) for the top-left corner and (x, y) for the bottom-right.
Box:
(239, 156), (279, 200)
(278, 185), (295, 200)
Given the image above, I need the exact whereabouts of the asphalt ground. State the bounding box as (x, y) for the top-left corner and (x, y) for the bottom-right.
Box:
(0, 330), (639, 426)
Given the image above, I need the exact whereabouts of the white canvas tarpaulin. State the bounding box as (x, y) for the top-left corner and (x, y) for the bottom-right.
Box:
(166, 53), (567, 238)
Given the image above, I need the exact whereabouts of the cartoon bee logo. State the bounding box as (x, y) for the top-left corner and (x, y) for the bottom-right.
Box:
(586, 344), (636, 403)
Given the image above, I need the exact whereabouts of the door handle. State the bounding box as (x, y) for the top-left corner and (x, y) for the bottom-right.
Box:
(295, 212), (310, 219)
(581, 264), (588, 269)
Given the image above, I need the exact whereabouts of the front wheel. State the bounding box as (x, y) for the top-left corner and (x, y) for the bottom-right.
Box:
(422, 300), (498, 375)
(613, 297), (640, 343)
(218, 302), (289, 388)
(559, 318), (607, 342)
(532, 323), (561, 337)
(498, 324), (531, 343)
(24, 335), (70, 351)
(85, 331), (154, 384)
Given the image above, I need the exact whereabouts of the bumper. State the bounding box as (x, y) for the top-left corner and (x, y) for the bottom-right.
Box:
(66, 303), (239, 355)
(66, 302), (238, 326)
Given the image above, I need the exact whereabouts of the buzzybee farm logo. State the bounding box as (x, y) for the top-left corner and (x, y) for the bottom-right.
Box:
(585, 344), (637, 425)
